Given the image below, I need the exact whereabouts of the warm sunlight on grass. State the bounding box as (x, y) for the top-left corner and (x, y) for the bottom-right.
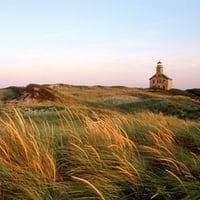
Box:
(0, 106), (200, 199)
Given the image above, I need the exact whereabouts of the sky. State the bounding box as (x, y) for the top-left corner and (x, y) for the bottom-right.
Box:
(0, 0), (199, 89)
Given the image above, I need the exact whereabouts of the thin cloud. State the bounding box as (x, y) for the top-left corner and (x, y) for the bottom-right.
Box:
(42, 30), (81, 39)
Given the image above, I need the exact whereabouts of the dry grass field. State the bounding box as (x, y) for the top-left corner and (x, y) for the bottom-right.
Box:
(0, 84), (200, 199)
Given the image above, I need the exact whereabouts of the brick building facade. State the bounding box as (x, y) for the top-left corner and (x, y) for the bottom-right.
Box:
(149, 61), (172, 90)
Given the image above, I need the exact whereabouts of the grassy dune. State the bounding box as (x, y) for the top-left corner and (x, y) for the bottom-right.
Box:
(0, 85), (200, 199)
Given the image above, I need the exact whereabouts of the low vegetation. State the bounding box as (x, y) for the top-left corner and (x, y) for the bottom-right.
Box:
(0, 84), (200, 199)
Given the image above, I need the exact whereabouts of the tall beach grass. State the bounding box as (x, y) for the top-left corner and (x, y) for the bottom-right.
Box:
(0, 108), (200, 199)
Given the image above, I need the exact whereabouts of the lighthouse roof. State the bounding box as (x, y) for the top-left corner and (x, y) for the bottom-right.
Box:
(149, 73), (172, 80)
(157, 61), (162, 65)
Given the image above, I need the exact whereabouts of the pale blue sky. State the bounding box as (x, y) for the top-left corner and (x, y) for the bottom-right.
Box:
(0, 0), (199, 89)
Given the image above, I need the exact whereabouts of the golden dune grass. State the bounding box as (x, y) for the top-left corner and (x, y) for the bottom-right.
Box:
(0, 108), (200, 199)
